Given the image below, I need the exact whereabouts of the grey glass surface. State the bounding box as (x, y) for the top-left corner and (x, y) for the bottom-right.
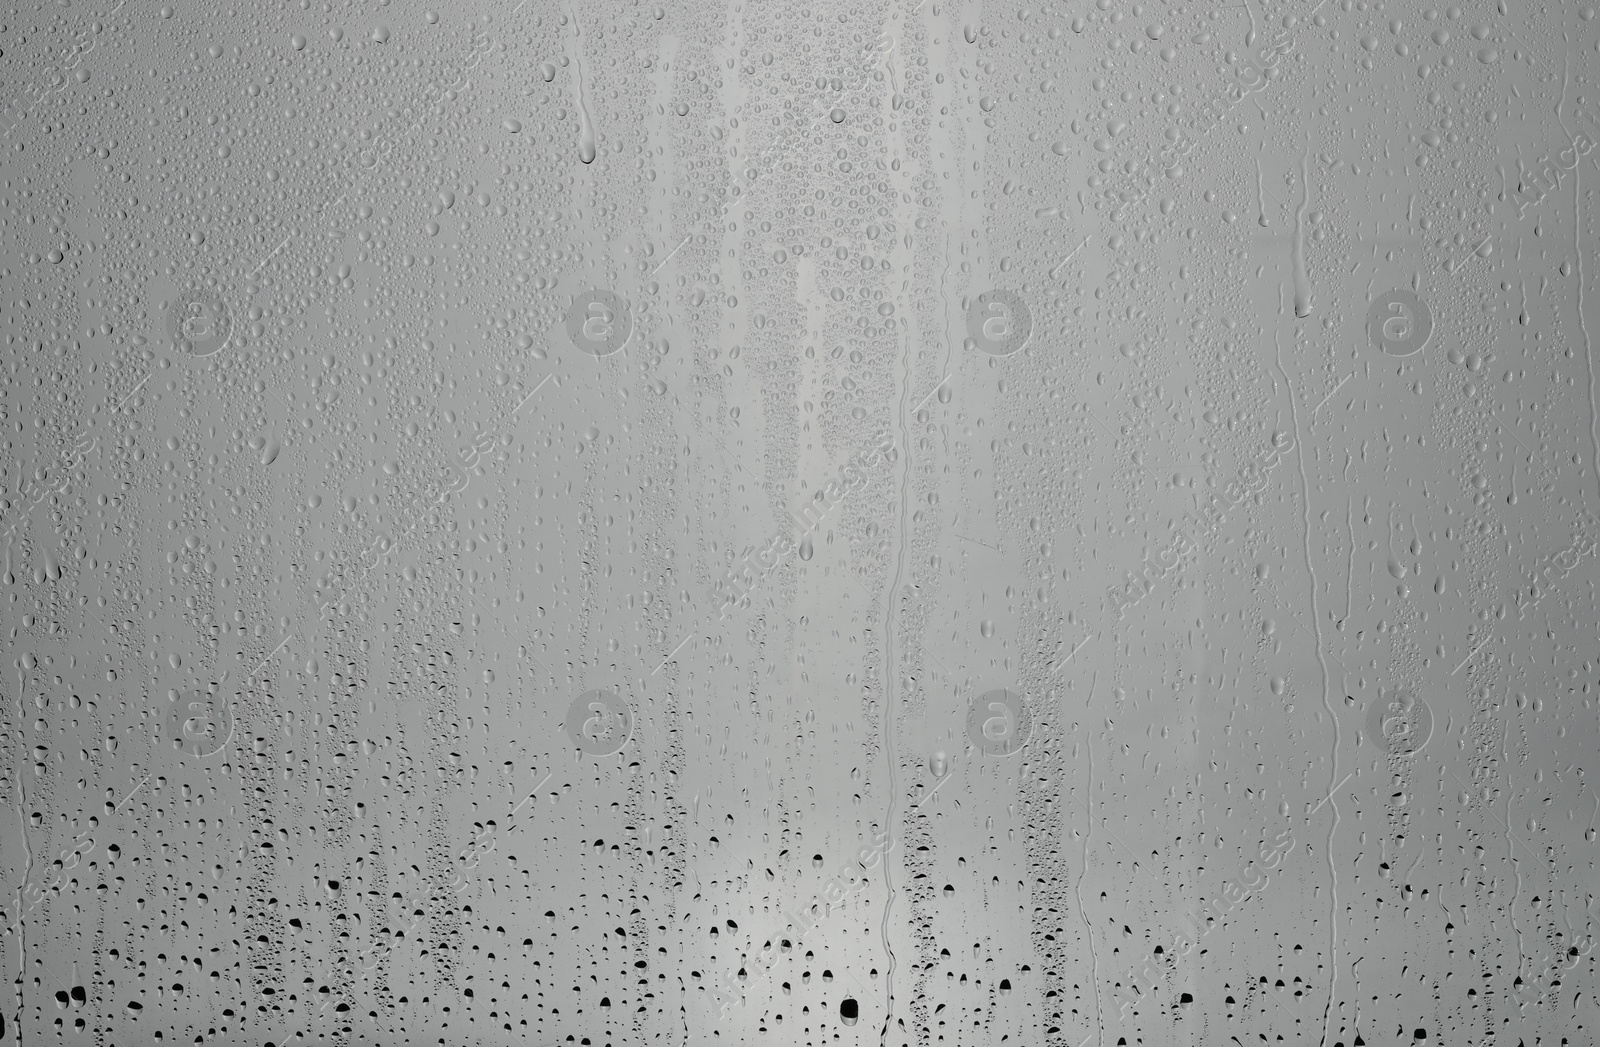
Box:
(1, 1), (1597, 1045)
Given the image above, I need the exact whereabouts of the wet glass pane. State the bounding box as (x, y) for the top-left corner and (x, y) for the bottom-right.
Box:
(1, 2), (1596, 1045)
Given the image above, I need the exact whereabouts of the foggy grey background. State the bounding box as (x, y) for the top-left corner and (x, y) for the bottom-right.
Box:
(1, 0), (1597, 1045)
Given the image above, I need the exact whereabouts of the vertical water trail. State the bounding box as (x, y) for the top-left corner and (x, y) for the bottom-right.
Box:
(10, 664), (32, 1047)
(1555, 59), (1600, 502)
(877, 222), (918, 1047)
(569, 13), (597, 165)
(1073, 673), (1104, 1047)
(1292, 144), (1314, 318)
(1256, 154), (1270, 229)
(1273, 329), (1340, 1047)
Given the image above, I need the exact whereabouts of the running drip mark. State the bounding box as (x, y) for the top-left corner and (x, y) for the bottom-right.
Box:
(11, 664), (33, 1047)
(876, 167), (921, 1047)
(1555, 55), (1600, 504)
(1272, 328), (1342, 1047)
(1074, 672), (1104, 1047)
(1291, 142), (1314, 318)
